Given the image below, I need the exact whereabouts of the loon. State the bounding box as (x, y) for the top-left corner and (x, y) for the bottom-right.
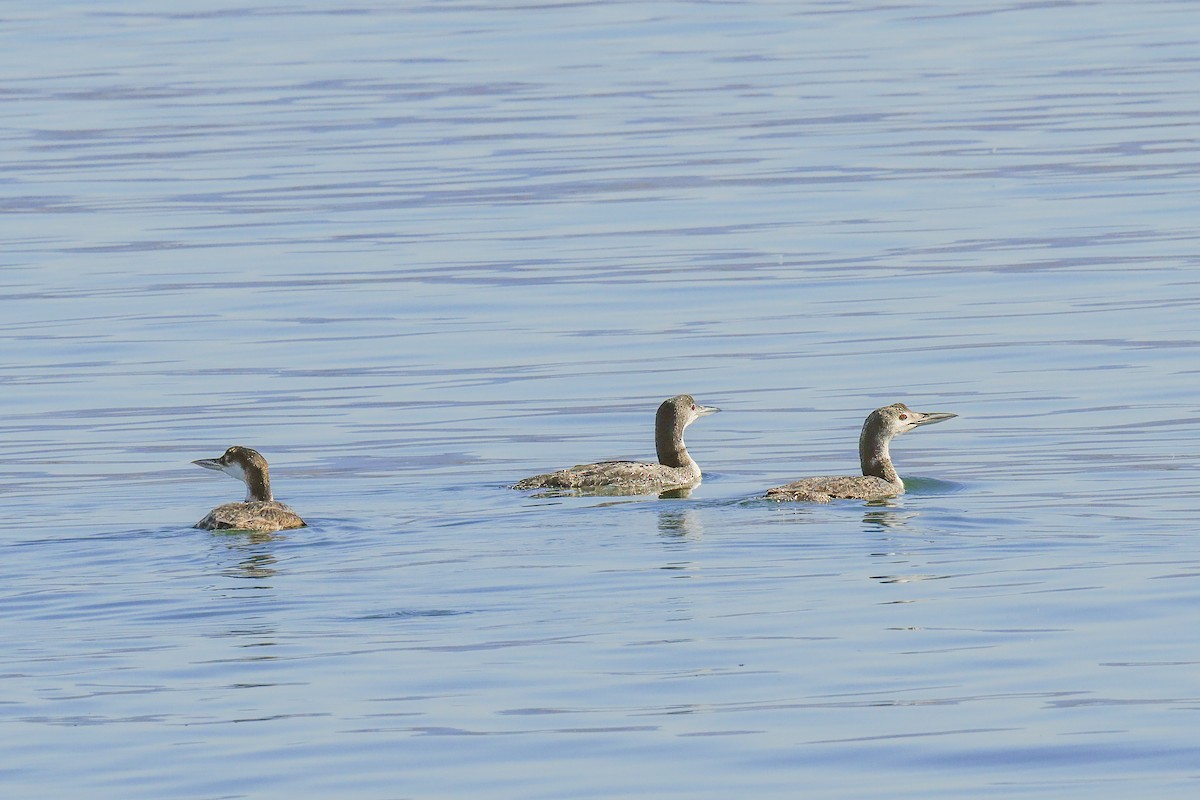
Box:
(513, 394), (720, 494)
(764, 402), (956, 503)
(192, 446), (306, 531)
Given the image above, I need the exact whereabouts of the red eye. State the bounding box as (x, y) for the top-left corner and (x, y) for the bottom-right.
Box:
(899, 414), (908, 420)
(691, 404), (696, 410)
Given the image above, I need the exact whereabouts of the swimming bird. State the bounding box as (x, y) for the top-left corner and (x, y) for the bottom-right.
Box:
(513, 394), (720, 494)
(192, 446), (306, 531)
(764, 402), (956, 503)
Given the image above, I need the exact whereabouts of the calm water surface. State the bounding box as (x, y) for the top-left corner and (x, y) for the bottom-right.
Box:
(4, 1), (1200, 797)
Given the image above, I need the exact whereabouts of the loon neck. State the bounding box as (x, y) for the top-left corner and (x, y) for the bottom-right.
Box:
(859, 417), (900, 485)
(244, 469), (272, 502)
(655, 416), (692, 470)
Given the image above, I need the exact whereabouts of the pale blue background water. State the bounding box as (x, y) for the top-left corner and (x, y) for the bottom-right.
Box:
(3, 1), (1200, 797)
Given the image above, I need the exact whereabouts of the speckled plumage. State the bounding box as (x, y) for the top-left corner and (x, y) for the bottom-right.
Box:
(513, 459), (702, 494)
(764, 474), (901, 503)
(196, 500), (306, 532)
(513, 394), (719, 495)
(192, 445), (306, 532)
(765, 403), (956, 503)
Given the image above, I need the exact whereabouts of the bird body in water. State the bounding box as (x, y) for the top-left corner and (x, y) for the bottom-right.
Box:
(192, 446), (306, 531)
(765, 403), (956, 503)
(513, 394), (720, 494)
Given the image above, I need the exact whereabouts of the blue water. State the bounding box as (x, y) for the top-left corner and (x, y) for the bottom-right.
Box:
(4, 1), (1200, 797)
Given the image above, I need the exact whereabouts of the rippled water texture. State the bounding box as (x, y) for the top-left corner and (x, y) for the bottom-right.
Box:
(4, 1), (1200, 797)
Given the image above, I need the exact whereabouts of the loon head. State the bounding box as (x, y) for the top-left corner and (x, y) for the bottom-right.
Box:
(659, 394), (721, 432)
(654, 394), (720, 467)
(867, 403), (957, 441)
(193, 445), (273, 502)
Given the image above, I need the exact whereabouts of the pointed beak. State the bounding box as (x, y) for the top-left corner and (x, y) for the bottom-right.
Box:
(912, 411), (956, 427)
(695, 404), (720, 417)
(192, 458), (224, 471)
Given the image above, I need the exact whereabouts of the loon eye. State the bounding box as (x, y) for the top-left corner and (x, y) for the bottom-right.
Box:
(691, 404), (696, 411)
(898, 413), (908, 420)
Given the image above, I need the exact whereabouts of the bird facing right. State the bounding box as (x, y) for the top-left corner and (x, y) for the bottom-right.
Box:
(764, 402), (956, 503)
(513, 394), (720, 495)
